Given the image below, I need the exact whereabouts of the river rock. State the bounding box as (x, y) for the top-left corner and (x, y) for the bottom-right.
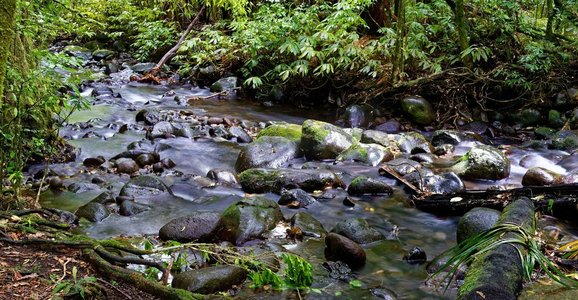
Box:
(83, 156), (105, 168)
(214, 197), (283, 245)
(341, 104), (374, 128)
(92, 49), (115, 60)
(290, 212), (327, 238)
(159, 212), (221, 242)
(449, 145), (510, 180)
(235, 136), (299, 172)
(331, 218), (385, 244)
(119, 200), (150, 216)
(75, 202), (110, 222)
(397, 132), (433, 154)
(336, 143), (393, 166)
(256, 123), (302, 142)
(522, 167), (562, 186)
(130, 62), (156, 73)
(207, 169), (237, 184)
(150, 121), (192, 139)
(456, 207), (501, 244)
(324, 233), (366, 269)
(361, 130), (392, 147)
(403, 247), (427, 264)
(67, 182), (101, 193)
(375, 119), (401, 133)
(516, 108), (541, 127)
(422, 172), (465, 195)
(300, 120), (354, 160)
(380, 158), (422, 177)
(64, 45), (92, 60)
(171, 265), (247, 294)
(551, 130), (578, 150)
(135, 109), (161, 125)
(135, 153), (158, 167)
(347, 176), (392, 195)
(343, 128), (364, 142)
(112, 150), (160, 161)
(431, 130), (464, 146)
(119, 175), (171, 197)
(400, 95), (434, 125)
(115, 158), (139, 174)
(209, 76), (238, 93)
(228, 126), (253, 143)
(278, 188), (316, 208)
(238, 168), (344, 193)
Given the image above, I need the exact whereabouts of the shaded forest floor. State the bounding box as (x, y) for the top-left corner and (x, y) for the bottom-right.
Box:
(0, 241), (158, 300)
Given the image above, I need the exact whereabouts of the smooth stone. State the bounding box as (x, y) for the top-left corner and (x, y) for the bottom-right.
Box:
(135, 109), (161, 125)
(119, 175), (171, 197)
(397, 132), (433, 154)
(360, 130), (392, 147)
(341, 104), (374, 128)
(290, 212), (327, 237)
(135, 153), (158, 167)
(171, 265), (247, 294)
(278, 188), (316, 208)
(234, 136), (299, 172)
(522, 167), (562, 186)
(331, 218), (386, 244)
(336, 143), (393, 166)
(375, 120), (401, 133)
(421, 172), (465, 195)
(449, 145), (510, 180)
(347, 176), (392, 195)
(209, 76), (238, 93)
(400, 95), (435, 125)
(119, 200), (150, 216)
(403, 247), (427, 264)
(83, 156), (105, 168)
(214, 197), (283, 245)
(92, 49), (115, 59)
(456, 207), (501, 244)
(228, 126), (253, 143)
(256, 123), (302, 142)
(49, 177), (64, 190)
(75, 202), (110, 223)
(300, 119), (354, 160)
(159, 212), (221, 242)
(380, 158), (422, 177)
(67, 182), (101, 193)
(238, 168), (344, 194)
(324, 233), (366, 269)
(116, 157), (140, 174)
(130, 62), (156, 73)
(90, 191), (115, 205)
(207, 169), (237, 184)
(431, 130), (464, 146)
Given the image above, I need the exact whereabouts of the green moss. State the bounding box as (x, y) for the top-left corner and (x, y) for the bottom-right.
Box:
(303, 120), (330, 142)
(0, 0), (17, 99)
(256, 123), (302, 142)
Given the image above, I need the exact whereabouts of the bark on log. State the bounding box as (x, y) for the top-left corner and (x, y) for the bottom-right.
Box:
(457, 197), (535, 300)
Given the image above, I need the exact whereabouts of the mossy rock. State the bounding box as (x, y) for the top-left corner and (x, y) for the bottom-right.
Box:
(92, 49), (115, 60)
(235, 136), (299, 172)
(172, 265), (247, 294)
(449, 145), (510, 180)
(400, 95), (435, 125)
(331, 218), (389, 244)
(300, 119), (354, 160)
(256, 123), (302, 142)
(336, 143), (393, 166)
(213, 197), (283, 245)
(290, 212), (327, 238)
(551, 130), (578, 150)
(238, 168), (344, 194)
(347, 176), (392, 195)
(75, 202), (110, 222)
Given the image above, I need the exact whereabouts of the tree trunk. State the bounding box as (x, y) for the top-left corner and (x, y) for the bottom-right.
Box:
(455, 0), (471, 67)
(391, 0), (406, 82)
(545, 0), (554, 40)
(0, 0), (17, 103)
(366, 0), (391, 32)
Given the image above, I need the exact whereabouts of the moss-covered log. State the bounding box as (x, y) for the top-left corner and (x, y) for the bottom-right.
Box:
(0, 0), (17, 101)
(457, 197), (535, 300)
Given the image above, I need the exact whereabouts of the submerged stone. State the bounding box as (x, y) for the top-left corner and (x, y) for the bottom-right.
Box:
(324, 233), (366, 269)
(347, 176), (393, 195)
(331, 218), (387, 244)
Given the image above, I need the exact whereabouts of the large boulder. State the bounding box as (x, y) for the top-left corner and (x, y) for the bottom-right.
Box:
(75, 202), (110, 222)
(238, 168), (344, 194)
(331, 218), (386, 244)
(235, 136), (299, 172)
(171, 265), (247, 294)
(159, 212), (221, 242)
(400, 95), (435, 125)
(213, 197), (283, 245)
(336, 143), (393, 166)
(449, 145), (510, 180)
(256, 123), (302, 142)
(209, 76), (238, 93)
(119, 175), (172, 198)
(325, 233), (366, 269)
(300, 120), (354, 160)
(456, 207), (501, 244)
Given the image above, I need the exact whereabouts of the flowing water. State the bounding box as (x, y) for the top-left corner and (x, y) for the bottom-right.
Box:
(36, 73), (578, 299)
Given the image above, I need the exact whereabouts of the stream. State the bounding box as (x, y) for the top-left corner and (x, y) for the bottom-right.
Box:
(32, 62), (578, 299)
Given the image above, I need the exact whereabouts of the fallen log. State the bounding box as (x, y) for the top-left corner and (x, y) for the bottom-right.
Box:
(412, 183), (578, 219)
(457, 197), (535, 300)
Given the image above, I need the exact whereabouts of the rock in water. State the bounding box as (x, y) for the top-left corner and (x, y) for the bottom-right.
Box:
(337, 143), (393, 166)
(214, 197), (283, 245)
(522, 167), (562, 186)
(75, 202), (110, 222)
(456, 207), (500, 244)
(341, 104), (374, 128)
(331, 218), (387, 244)
(324, 233), (366, 269)
(171, 265), (247, 294)
(159, 212), (221, 242)
(235, 136), (299, 172)
(119, 175), (172, 197)
(449, 145), (510, 180)
(238, 168), (344, 193)
(400, 95), (435, 125)
(347, 176), (392, 195)
(256, 123), (302, 142)
(300, 119), (354, 160)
